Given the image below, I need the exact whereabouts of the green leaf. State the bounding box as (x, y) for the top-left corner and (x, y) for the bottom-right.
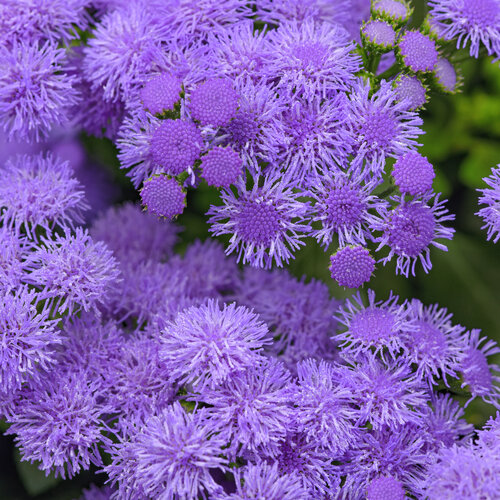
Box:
(14, 450), (61, 497)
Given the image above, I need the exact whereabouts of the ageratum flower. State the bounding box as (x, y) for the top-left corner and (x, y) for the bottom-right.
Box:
(141, 175), (186, 219)
(361, 20), (397, 51)
(428, 0), (500, 58)
(207, 172), (311, 268)
(373, 194), (455, 277)
(0, 41), (79, 142)
(434, 56), (459, 93)
(329, 246), (376, 288)
(140, 73), (183, 115)
(397, 30), (439, 73)
(372, 0), (412, 24)
(366, 476), (406, 500)
(106, 403), (228, 500)
(23, 228), (120, 316)
(0, 153), (88, 238)
(391, 151), (435, 196)
(200, 147), (243, 188)
(160, 300), (271, 388)
(0, 228), (30, 290)
(394, 75), (428, 110)
(477, 164), (500, 243)
(266, 19), (360, 97)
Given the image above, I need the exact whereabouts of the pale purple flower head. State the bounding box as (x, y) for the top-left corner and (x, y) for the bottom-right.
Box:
(366, 476), (406, 500)
(373, 194), (455, 277)
(160, 300), (271, 388)
(141, 175), (186, 219)
(207, 172), (311, 268)
(394, 75), (428, 110)
(0, 41), (79, 142)
(140, 73), (183, 115)
(0, 153), (88, 237)
(398, 30), (439, 73)
(477, 164), (500, 243)
(329, 246), (376, 288)
(392, 151), (435, 196)
(428, 0), (500, 58)
(200, 147), (243, 188)
(434, 56), (459, 93)
(372, 0), (411, 24)
(362, 20), (397, 50)
(0, 228), (28, 290)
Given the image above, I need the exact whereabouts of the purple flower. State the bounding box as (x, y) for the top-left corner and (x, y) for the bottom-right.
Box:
(329, 246), (376, 288)
(160, 300), (271, 388)
(477, 164), (500, 243)
(266, 19), (360, 97)
(434, 56), (459, 93)
(372, 0), (411, 24)
(200, 147), (243, 188)
(141, 175), (186, 219)
(0, 228), (30, 290)
(207, 172), (311, 268)
(347, 79), (424, 174)
(361, 20), (397, 50)
(6, 371), (111, 479)
(373, 194), (455, 277)
(428, 0), (500, 58)
(394, 75), (428, 110)
(140, 73), (183, 115)
(78, 484), (114, 500)
(366, 476), (406, 500)
(0, 41), (79, 142)
(397, 30), (439, 73)
(190, 358), (293, 457)
(106, 403), (228, 500)
(0, 153), (88, 238)
(392, 151), (435, 196)
(23, 228), (120, 316)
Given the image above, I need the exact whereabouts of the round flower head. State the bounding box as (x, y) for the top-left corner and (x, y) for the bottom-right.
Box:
(373, 195), (455, 277)
(23, 228), (120, 316)
(361, 20), (397, 51)
(392, 151), (435, 195)
(394, 75), (428, 110)
(459, 329), (500, 408)
(398, 30), (439, 73)
(335, 290), (412, 360)
(402, 299), (466, 386)
(329, 246), (376, 288)
(477, 164), (500, 242)
(309, 172), (386, 248)
(78, 484), (114, 500)
(140, 73), (182, 115)
(434, 56), (459, 93)
(0, 40), (79, 142)
(266, 19), (361, 97)
(141, 175), (186, 219)
(366, 476), (406, 500)
(6, 371), (111, 479)
(207, 172), (311, 268)
(428, 0), (500, 58)
(0, 153), (88, 238)
(106, 403), (228, 500)
(348, 79), (424, 174)
(200, 147), (243, 188)
(372, 0), (411, 24)
(149, 119), (203, 176)
(189, 78), (239, 127)
(160, 300), (270, 389)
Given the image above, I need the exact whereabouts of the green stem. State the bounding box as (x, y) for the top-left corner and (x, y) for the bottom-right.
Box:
(376, 63), (401, 81)
(378, 184), (397, 199)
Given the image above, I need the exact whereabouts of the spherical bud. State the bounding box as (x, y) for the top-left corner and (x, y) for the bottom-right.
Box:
(372, 0), (411, 25)
(141, 175), (186, 219)
(398, 30), (438, 73)
(189, 78), (239, 127)
(149, 119), (202, 175)
(367, 476), (406, 500)
(200, 147), (243, 188)
(434, 57), (459, 93)
(141, 73), (182, 115)
(394, 75), (427, 110)
(392, 151), (435, 196)
(329, 246), (375, 288)
(362, 20), (397, 51)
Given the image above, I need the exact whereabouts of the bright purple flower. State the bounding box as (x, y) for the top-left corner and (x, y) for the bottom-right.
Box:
(191, 358), (293, 457)
(347, 79), (424, 174)
(366, 476), (406, 500)
(477, 164), (500, 243)
(83, 4), (169, 102)
(90, 202), (180, 266)
(459, 329), (500, 408)
(362, 20), (397, 50)
(394, 75), (428, 110)
(207, 172), (311, 268)
(6, 371), (111, 479)
(335, 290), (413, 360)
(372, 0), (411, 23)
(373, 194), (455, 276)
(189, 78), (239, 127)
(392, 151), (435, 196)
(200, 147), (243, 188)
(402, 299), (466, 386)
(329, 246), (376, 288)
(106, 403), (228, 500)
(0, 287), (60, 396)
(428, 0), (500, 58)
(149, 119), (203, 176)
(477, 413), (500, 451)
(308, 172), (386, 248)
(0, 228), (28, 290)
(160, 300), (270, 389)
(398, 30), (439, 73)
(434, 56), (459, 93)
(0, 41), (79, 142)
(141, 175), (186, 219)
(0, 153), (88, 237)
(78, 484), (114, 500)
(23, 228), (120, 316)
(140, 73), (183, 115)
